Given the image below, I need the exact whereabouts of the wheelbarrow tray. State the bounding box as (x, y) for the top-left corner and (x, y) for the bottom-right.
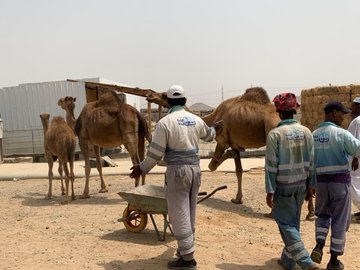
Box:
(118, 184), (167, 214)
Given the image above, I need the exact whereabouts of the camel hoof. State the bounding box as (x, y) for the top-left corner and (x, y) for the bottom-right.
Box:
(79, 194), (90, 199)
(208, 164), (217, 171)
(99, 188), (108, 193)
(45, 195), (52, 200)
(60, 201), (69, 205)
(61, 192), (66, 196)
(231, 198), (243, 204)
(71, 196), (76, 201)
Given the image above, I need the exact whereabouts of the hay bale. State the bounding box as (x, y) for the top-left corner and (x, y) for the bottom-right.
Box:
(300, 85), (360, 131)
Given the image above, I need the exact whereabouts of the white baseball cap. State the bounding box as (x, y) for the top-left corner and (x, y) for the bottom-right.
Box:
(167, 85), (186, 99)
(353, 97), (360, 104)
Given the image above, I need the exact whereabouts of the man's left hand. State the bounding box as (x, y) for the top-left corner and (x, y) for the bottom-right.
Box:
(130, 164), (143, 179)
(305, 188), (315, 201)
(266, 193), (274, 209)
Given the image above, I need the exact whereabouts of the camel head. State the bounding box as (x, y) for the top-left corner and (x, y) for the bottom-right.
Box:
(146, 92), (169, 108)
(40, 113), (50, 122)
(40, 113), (50, 132)
(58, 96), (76, 111)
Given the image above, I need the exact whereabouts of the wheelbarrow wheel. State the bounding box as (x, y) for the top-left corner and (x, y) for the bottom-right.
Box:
(122, 206), (148, 233)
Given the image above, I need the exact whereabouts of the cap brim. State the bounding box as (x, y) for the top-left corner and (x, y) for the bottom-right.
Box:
(342, 108), (352, 113)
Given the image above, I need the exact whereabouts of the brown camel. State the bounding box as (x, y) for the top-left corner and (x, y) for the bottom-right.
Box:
(201, 87), (280, 204)
(74, 90), (151, 198)
(40, 113), (76, 204)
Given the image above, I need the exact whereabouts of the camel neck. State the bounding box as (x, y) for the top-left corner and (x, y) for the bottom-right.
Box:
(65, 110), (76, 129)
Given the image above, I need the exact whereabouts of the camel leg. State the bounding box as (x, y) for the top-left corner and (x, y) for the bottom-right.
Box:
(61, 162), (70, 205)
(124, 141), (141, 186)
(69, 160), (76, 200)
(46, 154), (54, 199)
(58, 161), (65, 195)
(231, 151), (243, 204)
(94, 145), (108, 193)
(306, 197), (315, 220)
(79, 139), (92, 199)
(208, 143), (227, 171)
(217, 149), (240, 168)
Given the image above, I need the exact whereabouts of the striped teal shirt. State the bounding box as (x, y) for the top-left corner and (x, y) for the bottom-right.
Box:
(313, 121), (360, 175)
(265, 119), (315, 193)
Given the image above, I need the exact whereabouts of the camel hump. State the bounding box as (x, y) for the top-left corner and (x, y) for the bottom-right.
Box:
(51, 116), (67, 125)
(240, 87), (271, 104)
(95, 91), (123, 115)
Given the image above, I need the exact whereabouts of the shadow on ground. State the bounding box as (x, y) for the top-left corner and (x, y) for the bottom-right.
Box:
(99, 256), (290, 270)
(200, 197), (269, 220)
(13, 192), (124, 207)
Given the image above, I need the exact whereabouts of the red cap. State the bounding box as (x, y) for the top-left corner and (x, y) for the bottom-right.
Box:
(272, 93), (299, 112)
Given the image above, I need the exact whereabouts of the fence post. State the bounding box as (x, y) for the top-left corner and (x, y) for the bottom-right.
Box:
(0, 118), (3, 163)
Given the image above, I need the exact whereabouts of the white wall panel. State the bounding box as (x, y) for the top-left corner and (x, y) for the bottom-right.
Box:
(0, 81), (86, 131)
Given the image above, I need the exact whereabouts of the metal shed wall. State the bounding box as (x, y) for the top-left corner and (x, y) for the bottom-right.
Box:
(0, 81), (86, 156)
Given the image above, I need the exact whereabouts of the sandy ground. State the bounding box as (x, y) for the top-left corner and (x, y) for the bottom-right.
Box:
(1, 166), (360, 270)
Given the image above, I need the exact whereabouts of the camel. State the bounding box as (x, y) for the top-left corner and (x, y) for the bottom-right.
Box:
(200, 87), (280, 204)
(40, 113), (76, 204)
(74, 90), (151, 198)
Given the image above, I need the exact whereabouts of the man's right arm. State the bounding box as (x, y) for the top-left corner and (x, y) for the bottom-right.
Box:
(265, 131), (278, 194)
(139, 123), (167, 174)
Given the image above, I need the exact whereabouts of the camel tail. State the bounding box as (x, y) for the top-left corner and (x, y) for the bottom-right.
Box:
(74, 117), (82, 137)
(67, 138), (76, 163)
(137, 111), (151, 162)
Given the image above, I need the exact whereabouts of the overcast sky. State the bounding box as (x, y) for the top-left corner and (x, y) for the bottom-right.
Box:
(1, 0), (360, 107)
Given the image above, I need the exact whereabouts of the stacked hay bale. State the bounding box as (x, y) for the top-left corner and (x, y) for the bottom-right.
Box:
(301, 85), (360, 131)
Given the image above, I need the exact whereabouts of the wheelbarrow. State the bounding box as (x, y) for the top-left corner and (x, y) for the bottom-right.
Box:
(118, 184), (227, 241)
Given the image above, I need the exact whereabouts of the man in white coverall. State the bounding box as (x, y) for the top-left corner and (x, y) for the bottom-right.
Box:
(130, 85), (222, 270)
(348, 97), (360, 219)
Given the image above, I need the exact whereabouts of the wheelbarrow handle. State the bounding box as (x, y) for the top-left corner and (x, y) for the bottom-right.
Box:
(197, 185), (227, 204)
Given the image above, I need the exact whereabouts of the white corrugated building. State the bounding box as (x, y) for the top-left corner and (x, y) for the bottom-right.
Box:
(0, 77), (141, 157)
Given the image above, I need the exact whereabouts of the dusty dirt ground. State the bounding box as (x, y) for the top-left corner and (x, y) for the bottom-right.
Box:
(1, 163), (360, 270)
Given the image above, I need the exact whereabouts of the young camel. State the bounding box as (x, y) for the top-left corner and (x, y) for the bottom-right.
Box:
(40, 113), (76, 204)
(74, 91), (151, 199)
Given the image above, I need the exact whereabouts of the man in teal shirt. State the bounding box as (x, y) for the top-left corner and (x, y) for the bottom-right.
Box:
(265, 93), (318, 270)
(311, 101), (360, 270)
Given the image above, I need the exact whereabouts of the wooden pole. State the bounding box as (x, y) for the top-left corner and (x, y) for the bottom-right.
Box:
(0, 139), (3, 163)
(147, 101), (152, 133)
(158, 104), (163, 121)
(0, 119), (3, 163)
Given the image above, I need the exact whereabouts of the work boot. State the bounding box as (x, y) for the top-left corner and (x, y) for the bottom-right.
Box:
(310, 244), (323, 264)
(326, 259), (344, 270)
(167, 258), (197, 270)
